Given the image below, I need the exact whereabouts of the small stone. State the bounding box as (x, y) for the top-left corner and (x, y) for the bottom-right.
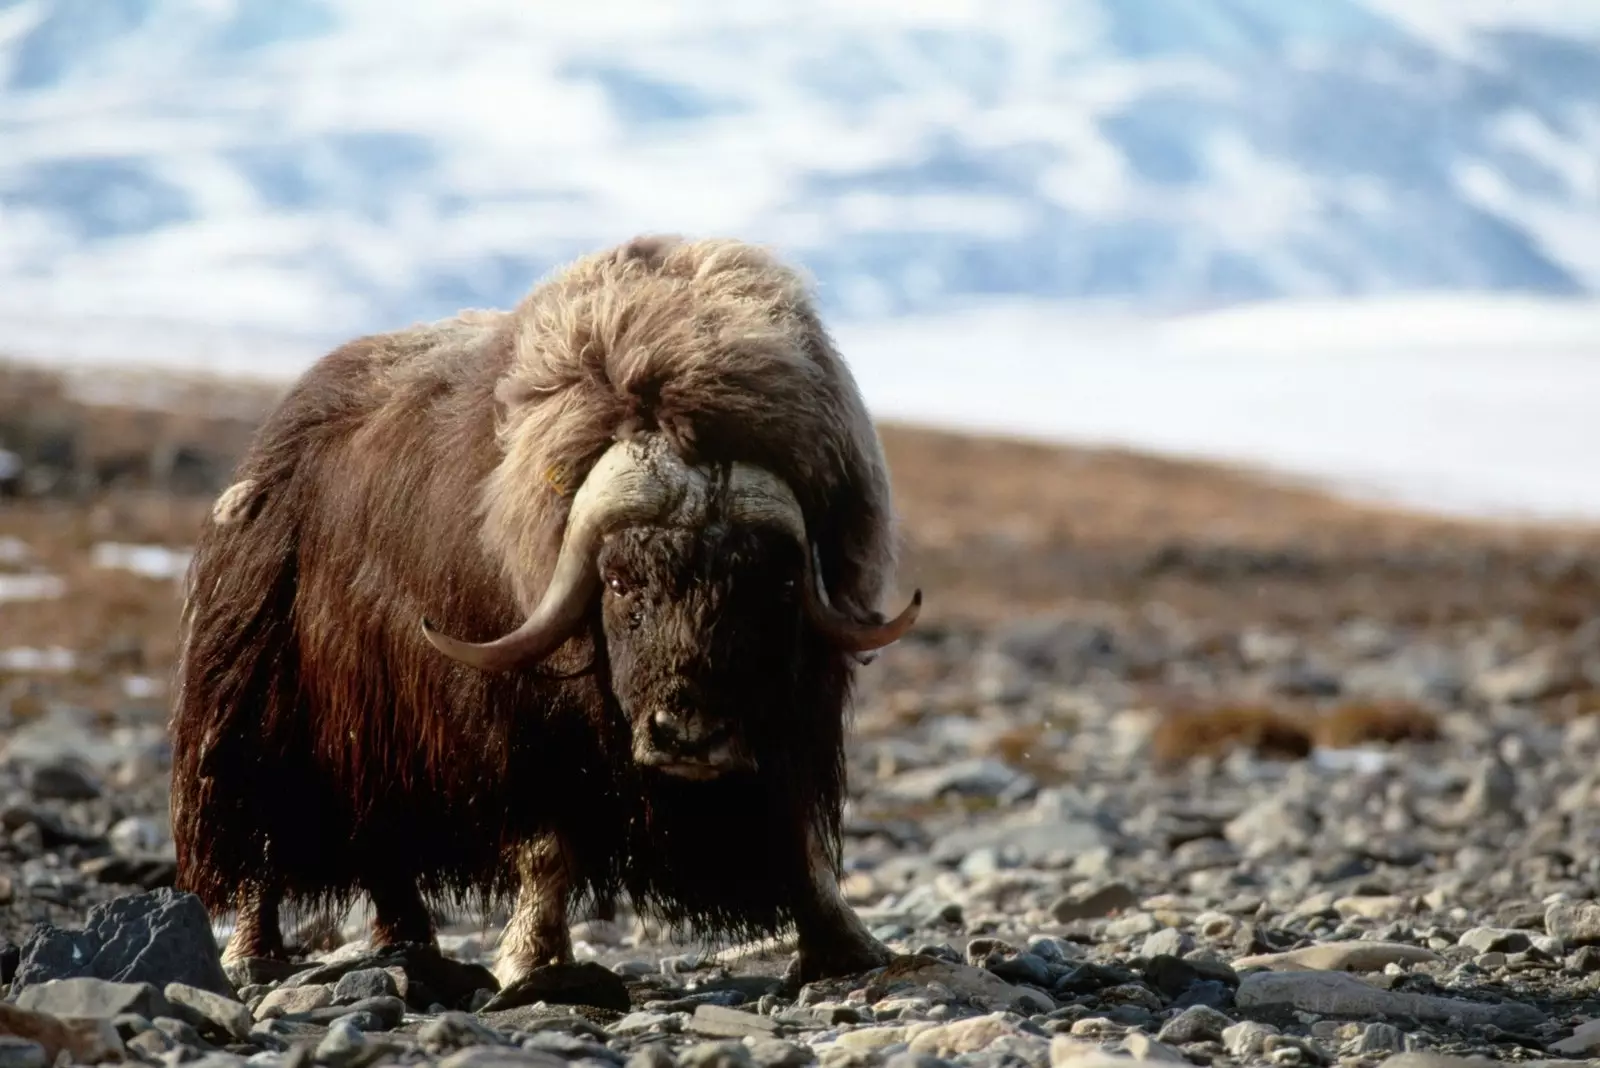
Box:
(14, 977), (172, 1020)
(1236, 970), (1545, 1030)
(1551, 1018), (1600, 1056)
(625, 1047), (679, 1068)
(1333, 895), (1409, 922)
(680, 1041), (756, 1068)
(164, 981), (254, 1041)
(1049, 884), (1138, 923)
(614, 1012), (678, 1036)
(254, 984), (334, 1020)
(125, 1030), (173, 1059)
(1140, 929), (1193, 960)
(315, 1018), (367, 1068)
(441, 1048), (571, 1068)
(1456, 927), (1531, 954)
(1233, 942), (1437, 973)
(152, 1014), (204, 1047)
(1156, 1005), (1232, 1045)
(1353, 1022), (1405, 1054)
(688, 1004), (780, 1039)
(1546, 901), (1600, 945)
(418, 1011), (511, 1053)
(331, 968), (398, 1004)
(1118, 1033), (1185, 1062)
(1570, 945), (1600, 972)
(25, 760), (102, 802)
(1222, 1021), (1280, 1059)
(1103, 913), (1158, 939)
(745, 1039), (814, 1068)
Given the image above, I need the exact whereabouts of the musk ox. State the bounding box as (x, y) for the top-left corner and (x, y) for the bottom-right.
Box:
(168, 234), (922, 987)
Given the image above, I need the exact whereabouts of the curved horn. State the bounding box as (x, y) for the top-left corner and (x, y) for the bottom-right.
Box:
(725, 464), (922, 655)
(421, 439), (689, 672)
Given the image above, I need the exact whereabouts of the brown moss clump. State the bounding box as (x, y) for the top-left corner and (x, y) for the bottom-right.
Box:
(1148, 704), (1313, 768)
(1311, 701), (1441, 749)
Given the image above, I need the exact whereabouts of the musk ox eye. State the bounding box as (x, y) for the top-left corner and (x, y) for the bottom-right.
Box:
(605, 572), (632, 595)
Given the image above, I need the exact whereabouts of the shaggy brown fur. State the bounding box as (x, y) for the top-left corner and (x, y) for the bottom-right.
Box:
(168, 235), (908, 985)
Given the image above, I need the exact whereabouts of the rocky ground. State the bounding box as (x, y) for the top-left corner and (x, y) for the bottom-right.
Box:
(4, 356), (1600, 1067)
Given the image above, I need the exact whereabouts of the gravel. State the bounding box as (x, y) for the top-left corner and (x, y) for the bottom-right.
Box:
(6, 387), (1600, 1066)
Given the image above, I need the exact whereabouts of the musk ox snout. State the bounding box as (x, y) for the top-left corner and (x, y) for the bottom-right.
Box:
(632, 707), (753, 780)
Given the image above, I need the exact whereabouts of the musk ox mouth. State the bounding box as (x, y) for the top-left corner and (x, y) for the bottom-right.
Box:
(632, 736), (756, 780)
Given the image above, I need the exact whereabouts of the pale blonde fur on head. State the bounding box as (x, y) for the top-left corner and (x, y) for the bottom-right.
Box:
(478, 234), (899, 622)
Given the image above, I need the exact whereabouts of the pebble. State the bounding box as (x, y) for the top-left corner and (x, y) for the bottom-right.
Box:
(1236, 970), (1545, 1030)
(255, 984), (336, 1020)
(1232, 942), (1439, 973)
(1155, 1004), (1231, 1044)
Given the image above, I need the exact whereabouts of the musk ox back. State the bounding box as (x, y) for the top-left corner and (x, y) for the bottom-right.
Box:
(169, 235), (921, 988)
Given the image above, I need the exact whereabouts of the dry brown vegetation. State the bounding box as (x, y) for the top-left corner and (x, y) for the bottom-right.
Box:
(1146, 700), (1445, 768)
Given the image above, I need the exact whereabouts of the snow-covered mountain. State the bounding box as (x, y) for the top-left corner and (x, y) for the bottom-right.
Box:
(2, 0), (1600, 350)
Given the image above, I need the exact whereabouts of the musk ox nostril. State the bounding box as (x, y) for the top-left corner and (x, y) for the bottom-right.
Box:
(649, 709), (682, 752)
(649, 710), (730, 756)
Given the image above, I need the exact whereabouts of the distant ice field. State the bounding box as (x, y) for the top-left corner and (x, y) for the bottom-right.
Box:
(5, 292), (1598, 525)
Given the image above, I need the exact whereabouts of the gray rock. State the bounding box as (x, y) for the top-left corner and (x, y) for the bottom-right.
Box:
(419, 1012), (513, 1052)
(1457, 927), (1531, 954)
(626, 1045), (679, 1068)
(1139, 929), (1194, 959)
(1546, 900), (1600, 945)
(1550, 1018), (1600, 1057)
(23, 759), (101, 802)
(153, 1014), (206, 1047)
(1221, 1021), (1279, 1059)
(331, 967), (399, 1004)
(521, 1032), (623, 1064)
(745, 1039), (815, 1068)
(879, 759), (1035, 804)
(1224, 798), (1318, 858)
(125, 1029), (175, 1060)
(688, 1004), (781, 1039)
(680, 1041), (756, 1068)
(165, 981), (254, 1041)
(1049, 884), (1138, 923)
(255, 984), (335, 1020)
(1353, 1022), (1405, 1054)
(1155, 1005), (1232, 1045)
(315, 1018), (368, 1068)
(1236, 970), (1545, 1030)
(14, 976), (173, 1019)
(10, 889), (234, 998)
(442, 1050), (573, 1068)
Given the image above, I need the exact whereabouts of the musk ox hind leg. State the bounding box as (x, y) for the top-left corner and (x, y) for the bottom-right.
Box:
(788, 825), (893, 984)
(491, 834), (576, 988)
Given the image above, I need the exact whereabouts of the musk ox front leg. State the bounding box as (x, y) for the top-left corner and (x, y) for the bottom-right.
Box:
(492, 834), (575, 987)
(222, 884), (286, 965)
(790, 825), (893, 984)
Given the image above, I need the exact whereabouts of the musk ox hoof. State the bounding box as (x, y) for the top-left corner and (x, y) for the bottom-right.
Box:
(478, 961), (631, 1013)
(787, 935), (894, 987)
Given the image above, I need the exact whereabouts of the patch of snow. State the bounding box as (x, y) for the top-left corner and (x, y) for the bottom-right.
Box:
(90, 542), (194, 581)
